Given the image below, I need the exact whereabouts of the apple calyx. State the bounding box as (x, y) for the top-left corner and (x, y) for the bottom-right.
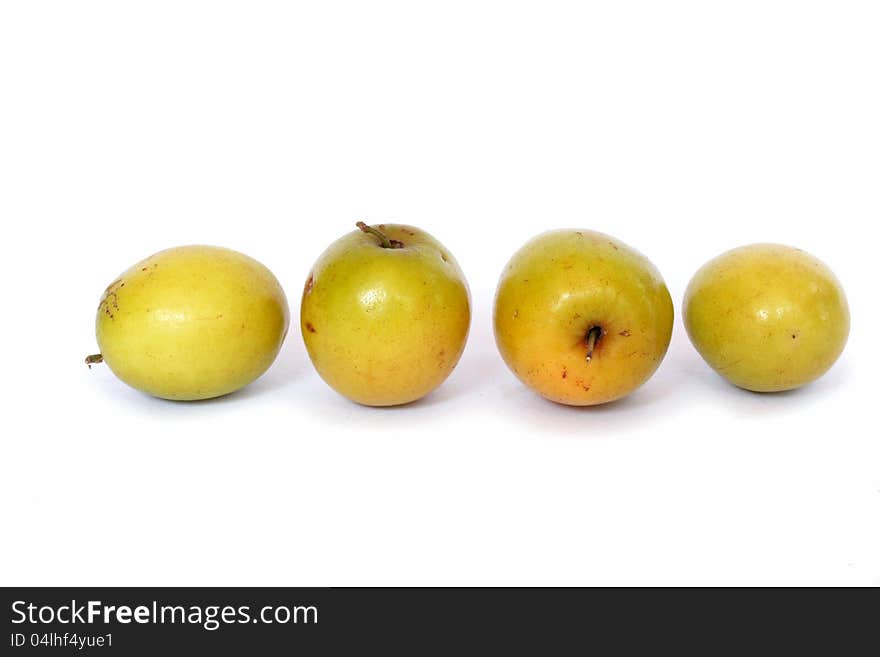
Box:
(356, 221), (404, 249)
(585, 326), (603, 363)
(85, 354), (104, 369)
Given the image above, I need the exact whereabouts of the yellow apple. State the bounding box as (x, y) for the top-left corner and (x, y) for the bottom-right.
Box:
(683, 243), (849, 392)
(300, 222), (471, 406)
(89, 245), (289, 400)
(494, 230), (674, 406)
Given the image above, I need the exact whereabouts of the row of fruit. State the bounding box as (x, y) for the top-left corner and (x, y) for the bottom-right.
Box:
(88, 223), (849, 406)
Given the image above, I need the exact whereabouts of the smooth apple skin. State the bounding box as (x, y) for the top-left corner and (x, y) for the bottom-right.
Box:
(683, 244), (849, 392)
(301, 224), (471, 406)
(494, 230), (674, 406)
(95, 246), (290, 400)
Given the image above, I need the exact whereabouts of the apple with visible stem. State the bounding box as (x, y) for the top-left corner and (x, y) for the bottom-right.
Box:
(301, 222), (471, 406)
(683, 243), (849, 392)
(86, 245), (289, 400)
(494, 229), (674, 406)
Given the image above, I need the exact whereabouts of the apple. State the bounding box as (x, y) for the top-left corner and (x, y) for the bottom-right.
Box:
(88, 245), (289, 400)
(494, 229), (674, 405)
(300, 222), (471, 406)
(683, 243), (849, 392)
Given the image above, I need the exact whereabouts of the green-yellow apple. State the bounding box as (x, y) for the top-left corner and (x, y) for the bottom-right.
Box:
(683, 243), (849, 392)
(88, 245), (289, 400)
(494, 229), (674, 406)
(301, 222), (471, 406)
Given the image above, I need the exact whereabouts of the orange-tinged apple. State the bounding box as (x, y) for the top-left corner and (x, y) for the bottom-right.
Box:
(494, 229), (674, 406)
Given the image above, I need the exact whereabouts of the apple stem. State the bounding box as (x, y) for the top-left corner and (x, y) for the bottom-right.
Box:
(356, 221), (404, 249)
(585, 326), (602, 363)
(85, 354), (104, 369)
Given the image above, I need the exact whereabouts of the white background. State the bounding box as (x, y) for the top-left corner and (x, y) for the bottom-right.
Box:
(1, 1), (877, 586)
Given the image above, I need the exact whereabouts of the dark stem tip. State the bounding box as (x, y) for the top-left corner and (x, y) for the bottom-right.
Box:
(585, 326), (603, 363)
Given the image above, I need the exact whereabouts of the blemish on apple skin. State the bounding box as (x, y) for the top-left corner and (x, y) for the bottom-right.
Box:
(619, 329), (631, 337)
(305, 321), (317, 333)
(99, 279), (124, 319)
(513, 309), (519, 319)
(304, 273), (314, 295)
(561, 368), (567, 379)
